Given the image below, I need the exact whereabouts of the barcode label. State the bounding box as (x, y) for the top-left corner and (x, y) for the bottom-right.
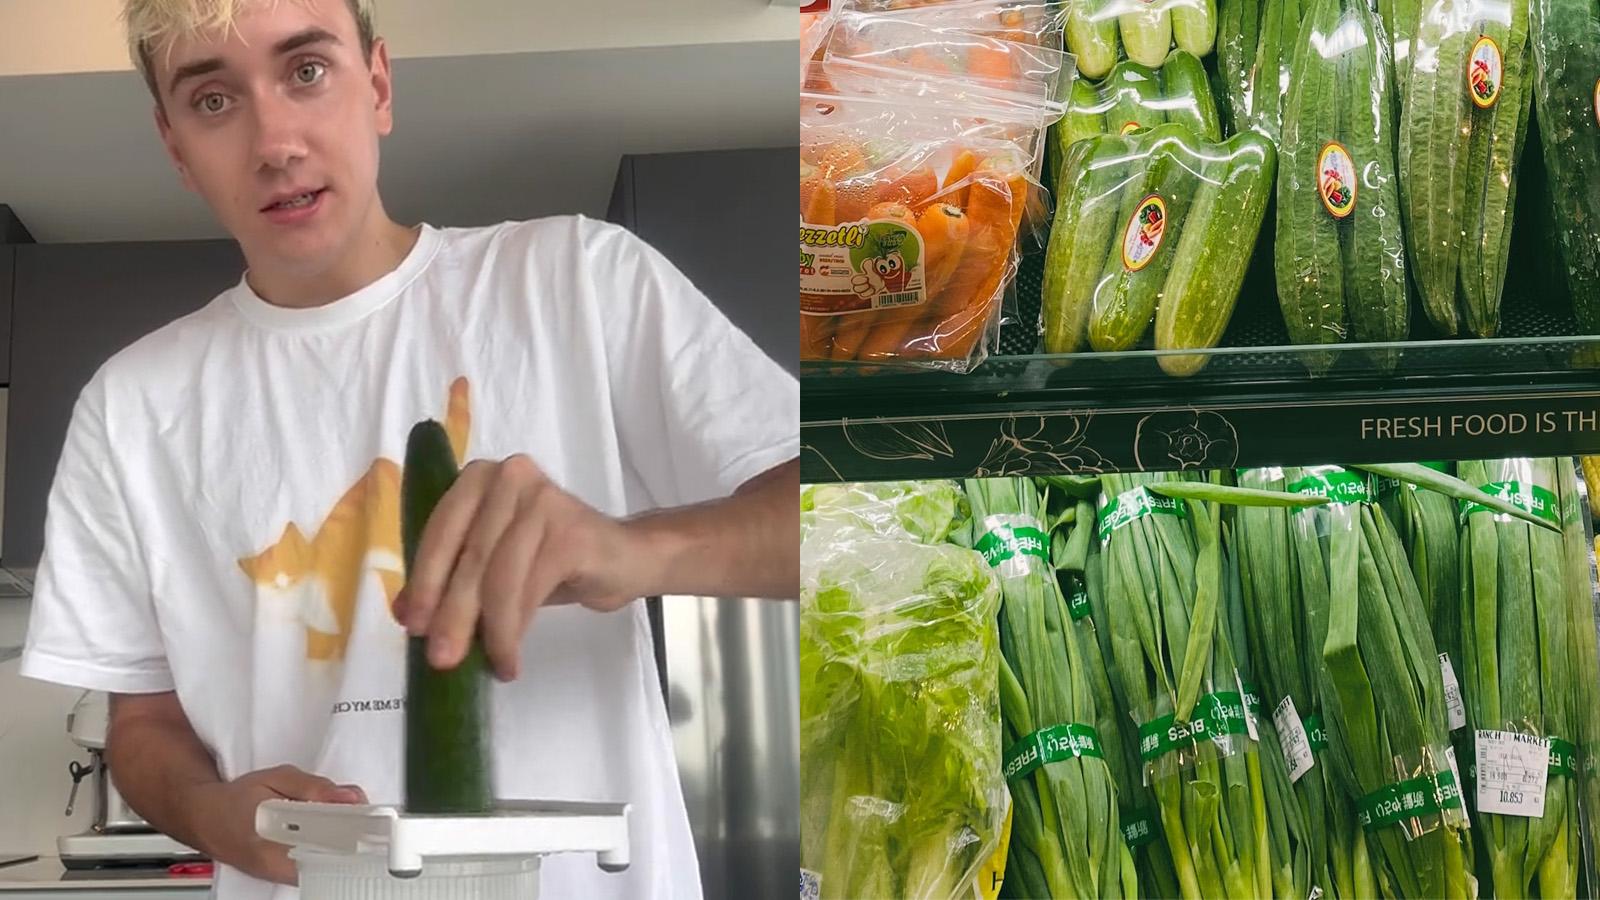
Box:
(877, 291), (921, 309)
(1476, 730), (1549, 817)
(1440, 654), (1466, 731)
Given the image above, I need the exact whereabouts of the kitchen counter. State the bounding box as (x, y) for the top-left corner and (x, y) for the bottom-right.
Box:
(0, 856), (209, 897)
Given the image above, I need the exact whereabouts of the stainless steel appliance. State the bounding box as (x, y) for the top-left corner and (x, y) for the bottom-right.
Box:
(57, 690), (204, 868)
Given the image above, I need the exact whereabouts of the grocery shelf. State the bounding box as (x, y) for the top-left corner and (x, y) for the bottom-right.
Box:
(802, 248), (1600, 482)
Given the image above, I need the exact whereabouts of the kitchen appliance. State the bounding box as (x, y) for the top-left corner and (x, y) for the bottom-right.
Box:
(57, 690), (204, 868)
(257, 799), (630, 899)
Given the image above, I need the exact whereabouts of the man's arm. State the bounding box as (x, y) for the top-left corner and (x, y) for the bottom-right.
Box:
(626, 458), (799, 602)
(107, 692), (366, 885)
(396, 457), (800, 681)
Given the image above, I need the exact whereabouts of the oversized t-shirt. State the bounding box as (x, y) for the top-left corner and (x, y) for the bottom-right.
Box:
(19, 216), (799, 900)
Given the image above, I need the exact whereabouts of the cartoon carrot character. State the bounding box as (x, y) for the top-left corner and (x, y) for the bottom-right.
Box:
(831, 202), (918, 359)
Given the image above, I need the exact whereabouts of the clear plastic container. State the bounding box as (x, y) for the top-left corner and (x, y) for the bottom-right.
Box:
(290, 848), (542, 900)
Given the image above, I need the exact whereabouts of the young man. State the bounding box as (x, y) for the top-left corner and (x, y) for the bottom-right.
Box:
(18, 1), (798, 898)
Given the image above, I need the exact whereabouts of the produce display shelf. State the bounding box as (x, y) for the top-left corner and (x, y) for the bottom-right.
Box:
(802, 250), (1600, 482)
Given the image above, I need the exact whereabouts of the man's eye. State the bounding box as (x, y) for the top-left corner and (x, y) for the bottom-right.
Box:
(196, 93), (230, 114)
(294, 61), (327, 85)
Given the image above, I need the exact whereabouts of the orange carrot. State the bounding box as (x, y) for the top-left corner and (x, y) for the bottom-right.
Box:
(873, 165), (940, 210)
(917, 203), (971, 298)
(941, 149), (980, 209)
(800, 175), (836, 225)
(967, 42), (1014, 86)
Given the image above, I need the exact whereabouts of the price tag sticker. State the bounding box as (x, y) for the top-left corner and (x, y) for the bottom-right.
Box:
(1440, 654), (1466, 731)
(1475, 730), (1549, 818)
(1309, 887), (1325, 900)
(1273, 695), (1316, 784)
(801, 869), (821, 900)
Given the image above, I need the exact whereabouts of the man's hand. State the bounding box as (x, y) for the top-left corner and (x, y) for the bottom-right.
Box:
(188, 765), (367, 886)
(395, 455), (799, 681)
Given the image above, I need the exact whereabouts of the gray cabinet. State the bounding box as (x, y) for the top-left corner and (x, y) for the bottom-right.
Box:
(3, 241), (242, 566)
(0, 248), (13, 385)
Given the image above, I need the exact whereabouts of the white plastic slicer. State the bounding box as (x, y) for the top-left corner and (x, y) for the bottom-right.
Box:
(256, 799), (632, 878)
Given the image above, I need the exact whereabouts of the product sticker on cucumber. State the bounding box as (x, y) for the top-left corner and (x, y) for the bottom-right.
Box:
(1120, 121), (1144, 136)
(799, 219), (926, 315)
(1468, 36), (1502, 109)
(1593, 77), (1600, 127)
(1120, 194), (1168, 272)
(1318, 142), (1357, 219)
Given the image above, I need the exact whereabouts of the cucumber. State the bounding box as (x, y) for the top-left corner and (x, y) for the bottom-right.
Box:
(1400, 0), (1475, 336)
(1215, 0), (1261, 132)
(1089, 125), (1200, 351)
(1161, 49), (1226, 141)
(1069, 0), (1122, 79)
(1341, 0), (1409, 356)
(1155, 132), (1278, 375)
(1173, 0), (1219, 56)
(1275, 0), (1348, 372)
(1531, 0), (1600, 333)
(1042, 137), (1128, 353)
(1107, 61), (1168, 136)
(1269, 0), (1308, 137)
(403, 420), (494, 815)
(1459, 0), (1533, 337)
(1378, 0), (1421, 88)
(1121, 5), (1174, 67)
(1252, 0), (1288, 140)
(1051, 76), (1110, 189)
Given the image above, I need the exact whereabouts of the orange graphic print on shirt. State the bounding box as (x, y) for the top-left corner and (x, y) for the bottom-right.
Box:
(237, 378), (471, 661)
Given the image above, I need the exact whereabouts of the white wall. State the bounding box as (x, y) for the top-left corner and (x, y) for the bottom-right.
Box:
(0, 600), (95, 856)
(0, 0), (798, 78)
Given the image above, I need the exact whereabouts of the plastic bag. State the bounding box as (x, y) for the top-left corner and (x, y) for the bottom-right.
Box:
(1048, 49), (1222, 189)
(1214, 0), (1309, 142)
(1274, 0), (1408, 374)
(1066, 0), (1220, 78)
(801, 19), (1070, 372)
(1530, 0), (1600, 334)
(800, 484), (1006, 900)
(1039, 123), (1275, 376)
(1399, 0), (1532, 338)
(836, 0), (1067, 49)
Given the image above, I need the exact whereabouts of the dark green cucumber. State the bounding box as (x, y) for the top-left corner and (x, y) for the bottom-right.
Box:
(1532, 0), (1600, 333)
(1341, 0), (1410, 360)
(1275, 0), (1347, 373)
(1378, 0), (1421, 88)
(1400, 0), (1475, 335)
(1106, 61), (1168, 137)
(1160, 49), (1225, 141)
(1089, 125), (1200, 351)
(1155, 132), (1278, 375)
(1069, 0), (1121, 79)
(1051, 77), (1109, 190)
(1459, 0), (1533, 337)
(1253, 0), (1288, 141)
(403, 420), (493, 815)
(1215, 0), (1261, 133)
(1043, 136), (1133, 353)
(1173, 0), (1219, 56)
(1120, 5), (1174, 67)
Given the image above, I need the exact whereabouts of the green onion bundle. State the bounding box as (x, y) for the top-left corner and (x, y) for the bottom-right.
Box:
(1236, 467), (1375, 900)
(1557, 460), (1600, 889)
(964, 478), (1129, 899)
(1050, 486), (1182, 900)
(1456, 459), (1578, 899)
(1286, 465), (1472, 900)
(1093, 472), (1271, 900)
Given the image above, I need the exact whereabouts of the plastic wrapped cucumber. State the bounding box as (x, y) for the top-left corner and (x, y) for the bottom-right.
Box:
(1216, 0), (1308, 142)
(1048, 50), (1223, 186)
(1275, 0), (1408, 373)
(1040, 123), (1275, 373)
(1532, 0), (1600, 334)
(1066, 0), (1218, 74)
(1400, 0), (1532, 337)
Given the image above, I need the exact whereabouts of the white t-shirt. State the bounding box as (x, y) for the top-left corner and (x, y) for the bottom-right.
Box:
(19, 216), (798, 900)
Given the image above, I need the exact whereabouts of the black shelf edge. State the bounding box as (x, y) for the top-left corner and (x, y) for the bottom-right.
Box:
(801, 363), (1600, 482)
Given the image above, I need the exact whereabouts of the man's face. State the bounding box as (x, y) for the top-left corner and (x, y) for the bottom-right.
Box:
(150, 0), (391, 274)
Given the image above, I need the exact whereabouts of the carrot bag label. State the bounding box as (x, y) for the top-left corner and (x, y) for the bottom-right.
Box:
(800, 218), (927, 315)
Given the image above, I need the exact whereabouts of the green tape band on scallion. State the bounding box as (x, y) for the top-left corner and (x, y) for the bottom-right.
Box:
(1003, 722), (1105, 781)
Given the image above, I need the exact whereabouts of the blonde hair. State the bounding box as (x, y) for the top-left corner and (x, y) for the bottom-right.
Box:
(124, 0), (376, 98)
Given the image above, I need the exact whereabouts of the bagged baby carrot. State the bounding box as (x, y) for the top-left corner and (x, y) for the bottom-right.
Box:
(800, 13), (1070, 373)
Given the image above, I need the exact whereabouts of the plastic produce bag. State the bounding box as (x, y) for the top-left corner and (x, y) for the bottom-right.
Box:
(1048, 49), (1222, 186)
(1066, 0), (1220, 77)
(1215, 0), (1309, 142)
(1530, 0), (1600, 334)
(1274, 0), (1408, 374)
(800, 17), (1070, 372)
(800, 482), (1007, 900)
(1400, 0), (1532, 338)
(1040, 123), (1275, 375)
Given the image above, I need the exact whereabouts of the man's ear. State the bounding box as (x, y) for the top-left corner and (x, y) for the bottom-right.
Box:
(154, 103), (199, 193)
(370, 37), (395, 137)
